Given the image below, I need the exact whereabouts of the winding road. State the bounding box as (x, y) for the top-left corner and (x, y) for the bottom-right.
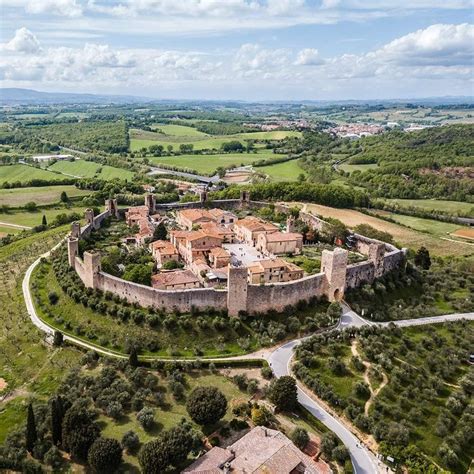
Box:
(22, 245), (474, 474)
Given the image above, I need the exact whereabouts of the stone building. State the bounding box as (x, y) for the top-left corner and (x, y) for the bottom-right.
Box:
(247, 258), (303, 284)
(256, 231), (303, 256)
(176, 208), (214, 230)
(125, 205), (149, 226)
(208, 208), (237, 226)
(150, 240), (179, 267)
(151, 270), (200, 290)
(177, 231), (224, 265)
(233, 216), (278, 245)
(208, 247), (231, 268)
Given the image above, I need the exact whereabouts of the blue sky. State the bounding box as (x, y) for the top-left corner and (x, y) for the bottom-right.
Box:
(1, 0), (473, 100)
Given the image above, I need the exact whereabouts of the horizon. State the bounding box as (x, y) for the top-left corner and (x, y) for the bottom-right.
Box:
(1, 1), (473, 101)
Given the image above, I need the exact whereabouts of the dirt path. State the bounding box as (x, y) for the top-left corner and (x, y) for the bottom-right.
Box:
(0, 221), (31, 230)
(351, 340), (388, 416)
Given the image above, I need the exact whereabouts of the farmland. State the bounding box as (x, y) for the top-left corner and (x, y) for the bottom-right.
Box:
(48, 160), (135, 181)
(258, 159), (306, 182)
(147, 151), (283, 174)
(0, 164), (67, 184)
(0, 185), (90, 207)
(0, 205), (85, 228)
(385, 198), (474, 217)
(299, 203), (474, 257)
(339, 163), (378, 174)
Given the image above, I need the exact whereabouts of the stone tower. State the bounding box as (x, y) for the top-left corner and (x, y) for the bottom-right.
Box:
(145, 193), (156, 213)
(227, 266), (248, 317)
(85, 208), (99, 230)
(70, 221), (81, 239)
(105, 198), (119, 218)
(286, 216), (296, 233)
(199, 190), (208, 203)
(239, 190), (251, 208)
(83, 252), (101, 288)
(321, 247), (348, 302)
(368, 243), (385, 278)
(67, 237), (79, 268)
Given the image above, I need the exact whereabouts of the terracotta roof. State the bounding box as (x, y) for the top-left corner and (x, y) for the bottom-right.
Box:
(235, 217), (277, 233)
(200, 222), (234, 237)
(178, 208), (214, 222)
(150, 240), (178, 255)
(186, 231), (223, 242)
(248, 258), (302, 274)
(126, 205), (149, 215)
(209, 247), (230, 258)
(263, 231), (303, 242)
(151, 270), (199, 287)
(208, 208), (235, 219)
(182, 446), (233, 473)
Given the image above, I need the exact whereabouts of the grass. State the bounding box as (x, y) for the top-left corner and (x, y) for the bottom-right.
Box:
(298, 203), (474, 257)
(339, 163), (378, 173)
(48, 160), (135, 181)
(385, 199), (474, 217)
(130, 128), (301, 152)
(0, 225), (21, 235)
(258, 159), (306, 182)
(153, 124), (210, 137)
(0, 185), (91, 207)
(0, 226), (81, 443)
(147, 151), (283, 174)
(0, 164), (66, 184)
(0, 205), (86, 228)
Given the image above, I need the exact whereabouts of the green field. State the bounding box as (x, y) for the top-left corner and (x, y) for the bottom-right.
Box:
(153, 123), (209, 137)
(258, 159), (306, 182)
(130, 127), (301, 152)
(0, 205), (85, 228)
(339, 163), (378, 173)
(48, 160), (134, 181)
(385, 199), (474, 217)
(148, 151), (283, 174)
(0, 224), (21, 236)
(0, 185), (90, 207)
(0, 164), (66, 184)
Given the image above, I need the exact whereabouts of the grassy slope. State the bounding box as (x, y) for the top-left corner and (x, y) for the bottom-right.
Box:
(48, 160), (134, 181)
(385, 199), (474, 217)
(258, 160), (307, 182)
(0, 164), (66, 184)
(339, 163), (378, 173)
(300, 203), (474, 257)
(148, 151), (282, 174)
(0, 185), (90, 207)
(0, 205), (86, 227)
(0, 226), (80, 443)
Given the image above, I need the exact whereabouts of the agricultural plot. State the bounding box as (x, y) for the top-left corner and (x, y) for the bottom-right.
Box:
(148, 151), (283, 174)
(0, 164), (66, 184)
(258, 159), (306, 182)
(0, 205), (85, 228)
(48, 160), (134, 181)
(385, 198), (474, 217)
(339, 163), (378, 173)
(299, 203), (474, 257)
(130, 126), (301, 152)
(0, 185), (90, 207)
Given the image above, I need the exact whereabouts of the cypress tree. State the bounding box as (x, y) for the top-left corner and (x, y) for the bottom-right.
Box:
(42, 215), (47, 226)
(51, 396), (65, 446)
(129, 347), (139, 368)
(26, 403), (37, 453)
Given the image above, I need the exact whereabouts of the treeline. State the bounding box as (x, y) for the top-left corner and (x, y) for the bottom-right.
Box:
(0, 177), (76, 189)
(210, 182), (370, 208)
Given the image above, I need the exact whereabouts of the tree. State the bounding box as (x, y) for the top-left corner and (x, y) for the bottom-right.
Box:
(122, 264), (152, 286)
(251, 405), (272, 426)
(186, 386), (227, 426)
(42, 215), (47, 226)
(152, 222), (167, 241)
(26, 403), (37, 453)
(414, 246), (431, 270)
(139, 438), (170, 474)
(51, 395), (65, 446)
(60, 191), (69, 203)
(44, 446), (63, 469)
(87, 438), (122, 473)
(62, 404), (100, 461)
(162, 421), (198, 467)
(291, 427), (309, 450)
(25, 201), (37, 212)
(122, 430), (140, 454)
(326, 302), (342, 322)
(53, 330), (63, 347)
(268, 376), (297, 411)
(137, 407), (155, 430)
(320, 432), (338, 458)
(332, 445), (349, 464)
(129, 347), (139, 368)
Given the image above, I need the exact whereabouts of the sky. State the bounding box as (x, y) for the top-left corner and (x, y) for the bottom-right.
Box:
(1, 0), (473, 100)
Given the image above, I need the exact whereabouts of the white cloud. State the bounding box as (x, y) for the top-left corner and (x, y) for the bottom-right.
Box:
(3, 0), (83, 16)
(295, 48), (324, 65)
(4, 27), (41, 53)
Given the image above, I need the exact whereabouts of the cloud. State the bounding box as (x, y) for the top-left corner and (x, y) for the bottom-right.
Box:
(4, 27), (41, 53)
(295, 48), (324, 65)
(3, 0), (83, 17)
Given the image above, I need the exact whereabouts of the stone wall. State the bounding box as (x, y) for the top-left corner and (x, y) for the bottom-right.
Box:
(345, 261), (375, 289)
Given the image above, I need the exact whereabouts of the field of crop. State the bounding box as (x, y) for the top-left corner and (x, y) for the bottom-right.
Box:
(153, 123), (209, 137)
(130, 127), (301, 152)
(339, 163), (378, 173)
(0, 224), (21, 237)
(258, 159), (306, 182)
(48, 160), (134, 181)
(385, 198), (474, 217)
(0, 164), (66, 184)
(0, 185), (90, 207)
(299, 203), (474, 257)
(148, 151), (283, 174)
(0, 205), (85, 228)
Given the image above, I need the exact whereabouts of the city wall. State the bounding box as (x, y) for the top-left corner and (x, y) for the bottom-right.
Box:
(68, 196), (406, 316)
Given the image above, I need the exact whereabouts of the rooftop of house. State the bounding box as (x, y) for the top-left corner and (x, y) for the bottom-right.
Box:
(209, 247), (231, 258)
(248, 257), (289, 272)
(126, 205), (149, 216)
(150, 240), (178, 255)
(263, 231), (303, 242)
(183, 426), (321, 474)
(136, 218), (154, 238)
(208, 208), (236, 219)
(185, 230), (224, 243)
(200, 221), (234, 237)
(235, 216), (278, 233)
(151, 270), (200, 287)
(178, 208), (214, 222)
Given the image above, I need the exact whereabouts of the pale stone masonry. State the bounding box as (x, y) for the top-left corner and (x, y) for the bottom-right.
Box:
(68, 195), (406, 316)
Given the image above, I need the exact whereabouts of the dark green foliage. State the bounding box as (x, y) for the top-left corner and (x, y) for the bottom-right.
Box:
(52, 330), (63, 347)
(25, 404), (37, 453)
(414, 246), (431, 270)
(62, 403), (100, 461)
(87, 438), (122, 473)
(221, 140), (244, 152)
(138, 438), (170, 474)
(41, 215), (47, 226)
(291, 427), (309, 450)
(122, 431), (140, 453)
(268, 376), (298, 412)
(353, 224), (395, 246)
(152, 222), (167, 241)
(186, 386), (227, 426)
(129, 347), (139, 368)
(60, 191), (69, 203)
(50, 396), (65, 446)
(47, 291), (59, 305)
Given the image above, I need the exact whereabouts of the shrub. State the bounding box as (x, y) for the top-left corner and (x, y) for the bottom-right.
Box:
(186, 386), (227, 426)
(122, 431), (140, 454)
(268, 376), (297, 411)
(261, 366), (273, 380)
(136, 407), (155, 431)
(291, 427), (309, 450)
(48, 292), (59, 305)
(87, 438), (122, 473)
